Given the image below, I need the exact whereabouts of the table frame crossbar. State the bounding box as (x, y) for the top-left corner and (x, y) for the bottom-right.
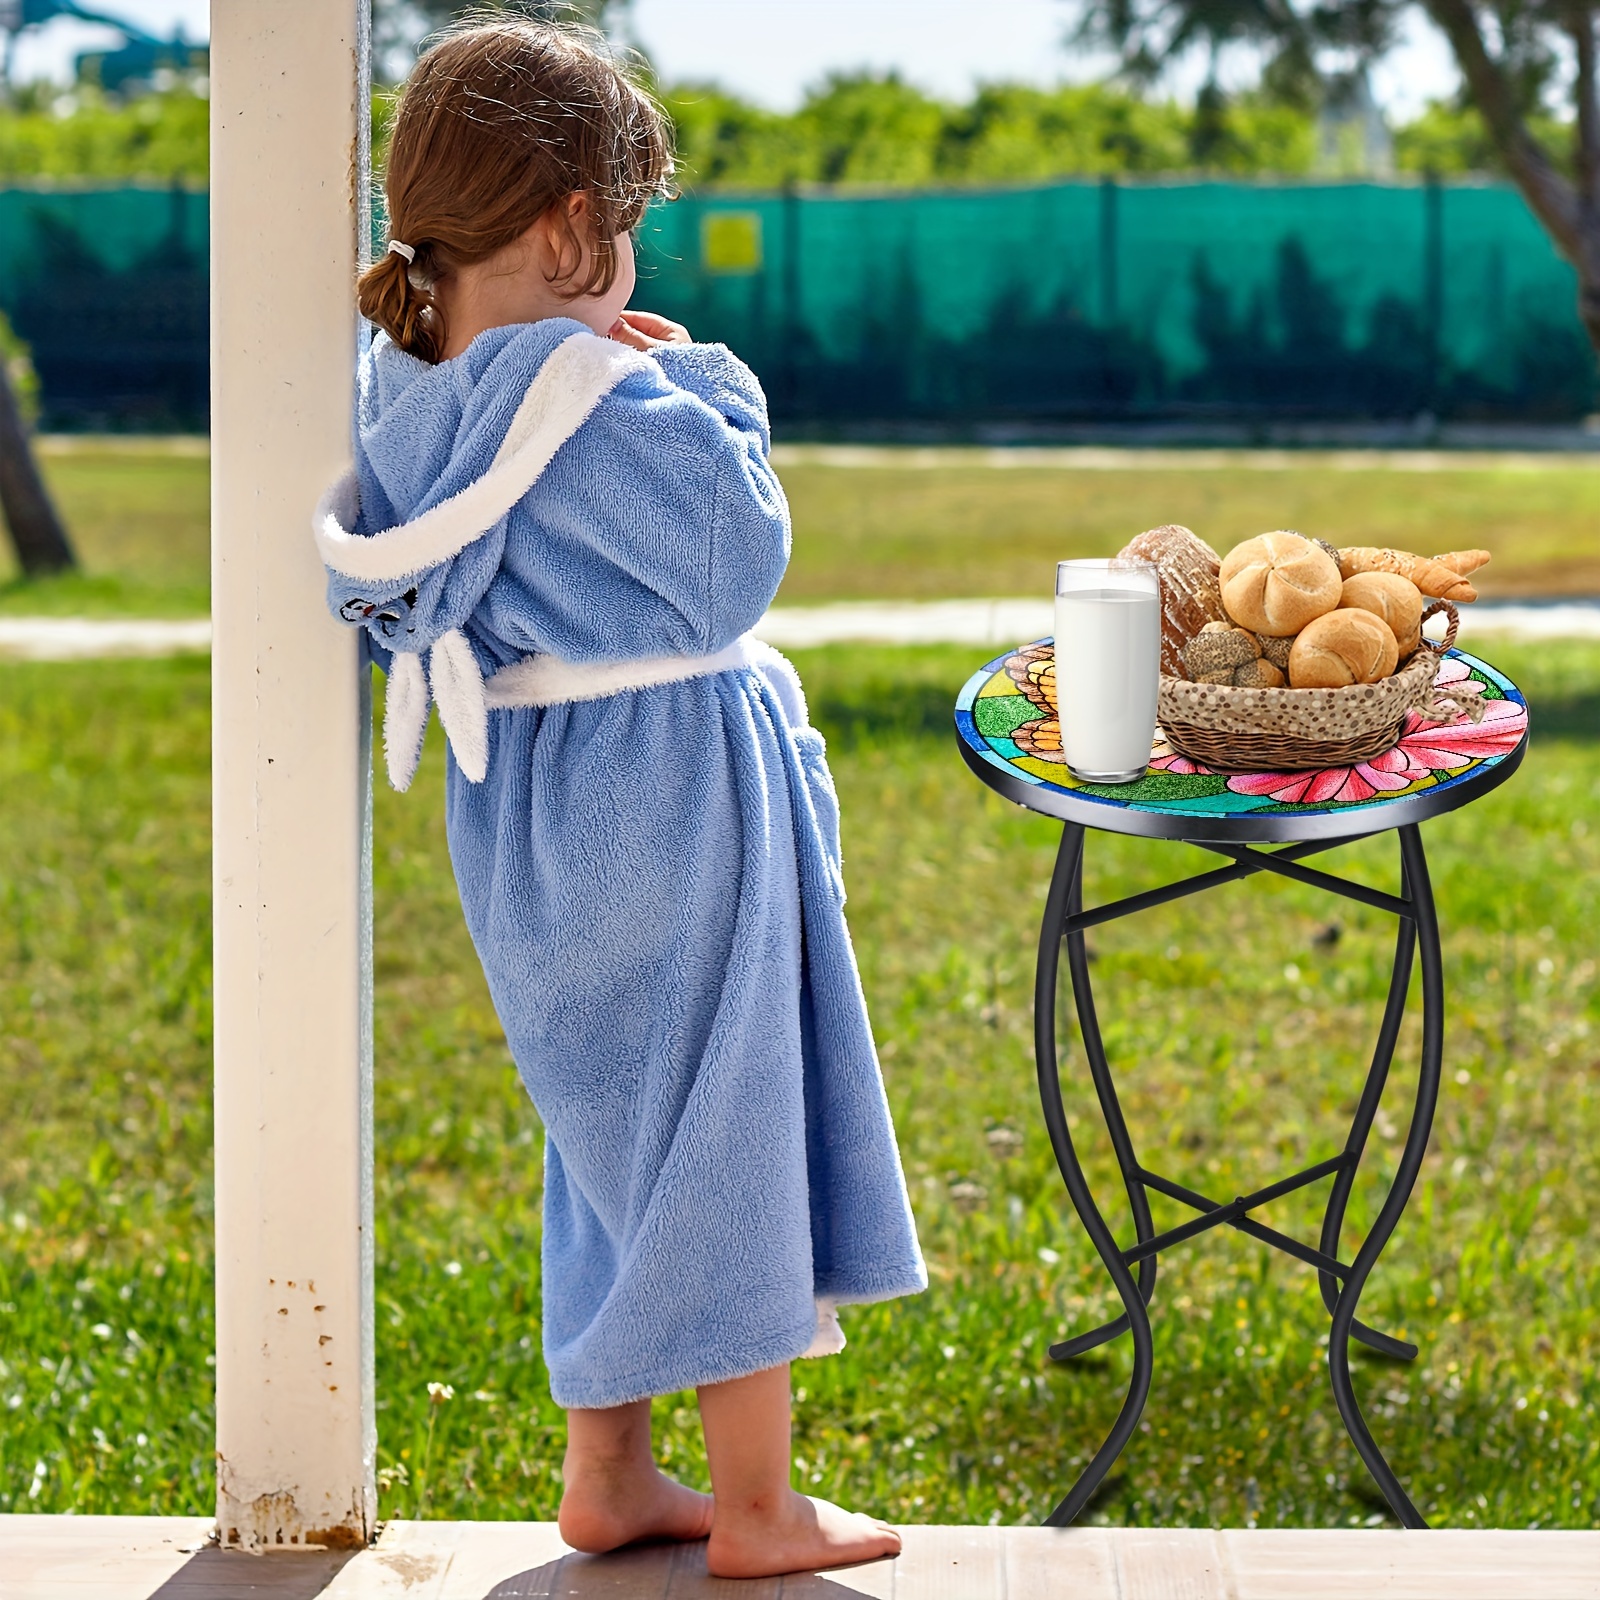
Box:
(1035, 822), (1443, 1532)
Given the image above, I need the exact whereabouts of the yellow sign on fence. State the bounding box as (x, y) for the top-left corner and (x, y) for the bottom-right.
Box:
(701, 211), (763, 274)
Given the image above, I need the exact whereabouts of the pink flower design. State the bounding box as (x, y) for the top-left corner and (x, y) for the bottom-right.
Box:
(1225, 664), (1527, 806)
(1149, 750), (1212, 776)
(1148, 735), (1213, 776)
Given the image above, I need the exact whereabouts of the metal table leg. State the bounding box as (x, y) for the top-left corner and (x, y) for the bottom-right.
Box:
(1323, 825), (1442, 1529)
(1032, 820), (1443, 1529)
(1034, 823), (1154, 1527)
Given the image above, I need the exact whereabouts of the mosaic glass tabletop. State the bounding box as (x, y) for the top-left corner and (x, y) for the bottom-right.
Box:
(955, 642), (1530, 843)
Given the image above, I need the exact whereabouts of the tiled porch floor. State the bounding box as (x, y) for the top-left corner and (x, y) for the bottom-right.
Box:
(3, 1516), (1597, 1599)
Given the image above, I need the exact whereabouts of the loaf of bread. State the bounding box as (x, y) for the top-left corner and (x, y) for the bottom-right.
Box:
(1118, 524), (1225, 676)
(1219, 531), (1342, 636)
(1337, 546), (1477, 602)
(1288, 609), (1399, 688)
(1338, 571), (1424, 658)
(1434, 549), (1491, 577)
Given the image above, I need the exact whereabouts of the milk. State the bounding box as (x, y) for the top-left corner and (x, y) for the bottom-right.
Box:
(1053, 587), (1161, 781)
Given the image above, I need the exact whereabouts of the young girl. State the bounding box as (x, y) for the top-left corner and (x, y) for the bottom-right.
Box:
(314, 20), (925, 1580)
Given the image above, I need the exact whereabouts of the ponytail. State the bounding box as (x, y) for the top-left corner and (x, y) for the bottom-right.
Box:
(356, 244), (445, 363)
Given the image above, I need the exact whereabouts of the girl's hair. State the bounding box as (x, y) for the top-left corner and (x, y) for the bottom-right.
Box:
(358, 19), (673, 363)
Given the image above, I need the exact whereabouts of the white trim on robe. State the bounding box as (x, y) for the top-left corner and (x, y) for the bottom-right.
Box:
(313, 331), (655, 585)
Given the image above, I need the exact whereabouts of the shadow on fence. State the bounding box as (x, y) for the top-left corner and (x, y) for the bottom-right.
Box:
(0, 178), (1593, 430)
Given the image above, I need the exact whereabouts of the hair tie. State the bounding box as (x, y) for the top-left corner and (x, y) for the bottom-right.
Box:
(387, 239), (416, 263)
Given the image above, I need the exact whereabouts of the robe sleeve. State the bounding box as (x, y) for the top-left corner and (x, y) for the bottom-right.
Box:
(323, 509), (509, 662)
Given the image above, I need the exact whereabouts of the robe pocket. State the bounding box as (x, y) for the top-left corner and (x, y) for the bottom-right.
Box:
(792, 725), (847, 905)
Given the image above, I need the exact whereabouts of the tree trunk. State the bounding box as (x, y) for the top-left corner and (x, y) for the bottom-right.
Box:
(0, 358), (75, 577)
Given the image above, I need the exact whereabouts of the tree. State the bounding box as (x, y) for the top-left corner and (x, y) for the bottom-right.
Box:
(371, 0), (634, 82)
(1071, 0), (1600, 353)
(0, 322), (74, 575)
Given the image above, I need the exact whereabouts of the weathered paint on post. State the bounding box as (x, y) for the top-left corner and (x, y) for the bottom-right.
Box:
(211, 0), (375, 1550)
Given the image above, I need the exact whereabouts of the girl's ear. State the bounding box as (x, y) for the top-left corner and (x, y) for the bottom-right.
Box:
(540, 193), (594, 291)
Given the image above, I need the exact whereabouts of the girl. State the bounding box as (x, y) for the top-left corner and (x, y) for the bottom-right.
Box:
(314, 20), (926, 1581)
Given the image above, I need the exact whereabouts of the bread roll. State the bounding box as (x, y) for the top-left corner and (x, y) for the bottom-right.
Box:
(1118, 524), (1225, 677)
(1219, 531), (1342, 637)
(1230, 658), (1286, 689)
(1183, 620), (1259, 681)
(1288, 609), (1399, 688)
(1255, 633), (1292, 672)
(1339, 571), (1424, 658)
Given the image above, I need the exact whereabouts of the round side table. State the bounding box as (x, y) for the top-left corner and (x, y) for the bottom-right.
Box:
(954, 643), (1529, 1529)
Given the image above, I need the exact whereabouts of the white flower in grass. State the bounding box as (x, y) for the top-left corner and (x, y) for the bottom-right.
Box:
(443, 1261), (462, 1277)
(90, 1324), (113, 1339)
(427, 1382), (455, 1404)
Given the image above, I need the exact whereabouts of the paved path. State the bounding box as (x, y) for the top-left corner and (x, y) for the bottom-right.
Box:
(4, 601), (1594, 661)
(4, 1514), (1598, 1599)
(771, 442), (1600, 472)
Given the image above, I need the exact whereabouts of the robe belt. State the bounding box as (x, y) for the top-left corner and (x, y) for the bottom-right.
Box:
(383, 632), (762, 792)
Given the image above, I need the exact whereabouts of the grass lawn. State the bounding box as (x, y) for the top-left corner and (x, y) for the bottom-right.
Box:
(0, 443), (209, 619)
(4, 442), (1600, 617)
(1, 640), (1595, 1528)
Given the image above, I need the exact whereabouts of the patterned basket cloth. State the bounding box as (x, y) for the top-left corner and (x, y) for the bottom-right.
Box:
(1158, 605), (1481, 773)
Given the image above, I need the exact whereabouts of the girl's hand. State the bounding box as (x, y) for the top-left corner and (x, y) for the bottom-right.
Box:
(608, 309), (691, 350)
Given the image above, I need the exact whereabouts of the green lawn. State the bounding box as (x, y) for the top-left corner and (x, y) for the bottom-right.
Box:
(0, 443), (209, 618)
(1, 642), (1595, 1528)
(4, 443), (1600, 617)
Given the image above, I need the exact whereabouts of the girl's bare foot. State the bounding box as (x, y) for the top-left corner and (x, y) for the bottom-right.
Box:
(707, 1490), (901, 1579)
(558, 1458), (713, 1554)
(559, 1397), (713, 1554)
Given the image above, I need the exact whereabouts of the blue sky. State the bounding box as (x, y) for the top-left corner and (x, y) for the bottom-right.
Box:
(11, 0), (1458, 118)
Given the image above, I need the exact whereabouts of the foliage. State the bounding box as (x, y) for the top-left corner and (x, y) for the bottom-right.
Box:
(665, 74), (1323, 187)
(0, 85), (206, 184)
(370, 0), (634, 85)
(0, 311), (39, 429)
(0, 66), (1538, 190)
(0, 639), (1596, 1528)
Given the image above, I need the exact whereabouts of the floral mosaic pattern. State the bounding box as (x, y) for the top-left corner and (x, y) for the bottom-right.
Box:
(955, 643), (1528, 822)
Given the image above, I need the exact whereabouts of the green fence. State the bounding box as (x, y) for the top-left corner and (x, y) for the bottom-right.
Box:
(638, 179), (1594, 423)
(0, 178), (1591, 427)
(0, 183), (206, 428)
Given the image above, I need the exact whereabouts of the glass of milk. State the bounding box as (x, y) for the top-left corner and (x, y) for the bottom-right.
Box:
(1054, 558), (1161, 784)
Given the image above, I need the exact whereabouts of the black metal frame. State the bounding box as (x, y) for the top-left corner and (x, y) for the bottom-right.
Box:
(1033, 821), (1443, 1529)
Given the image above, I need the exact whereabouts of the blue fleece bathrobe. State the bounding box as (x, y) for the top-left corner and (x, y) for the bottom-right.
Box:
(315, 319), (925, 1408)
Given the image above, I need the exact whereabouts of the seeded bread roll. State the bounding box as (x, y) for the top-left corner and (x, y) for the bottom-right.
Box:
(1230, 658), (1287, 689)
(1118, 524), (1225, 677)
(1219, 531), (1342, 637)
(1288, 609), (1399, 688)
(1183, 620), (1260, 681)
(1339, 571), (1424, 658)
(1255, 633), (1293, 672)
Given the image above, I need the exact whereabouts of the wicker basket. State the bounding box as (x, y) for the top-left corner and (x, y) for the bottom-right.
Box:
(1159, 603), (1462, 773)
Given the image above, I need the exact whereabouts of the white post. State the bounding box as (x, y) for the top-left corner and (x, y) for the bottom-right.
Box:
(210, 0), (375, 1551)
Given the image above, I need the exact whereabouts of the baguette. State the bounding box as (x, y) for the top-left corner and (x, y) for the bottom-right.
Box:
(1337, 546), (1477, 602)
(1434, 549), (1492, 577)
